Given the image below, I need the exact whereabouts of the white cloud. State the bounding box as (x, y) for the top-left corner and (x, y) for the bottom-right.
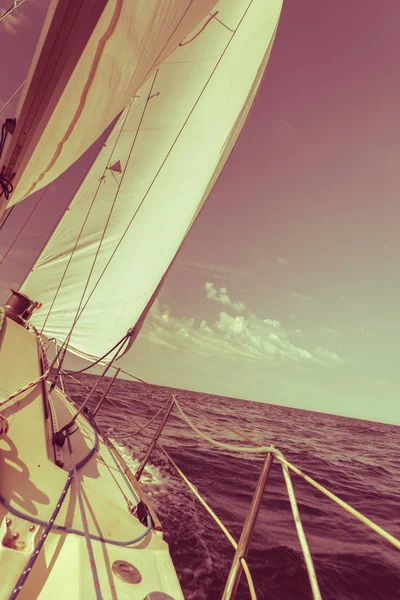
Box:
(319, 326), (338, 338)
(293, 292), (313, 302)
(142, 300), (343, 370)
(263, 318), (281, 328)
(258, 256), (289, 269)
(204, 282), (245, 312)
(277, 256), (289, 265)
(314, 346), (342, 365)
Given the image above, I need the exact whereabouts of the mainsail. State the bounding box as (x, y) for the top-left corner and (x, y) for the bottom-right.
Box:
(21, 0), (283, 361)
(0, 0), (216, 213)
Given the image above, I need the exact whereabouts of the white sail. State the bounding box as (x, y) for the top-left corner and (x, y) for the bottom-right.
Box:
(22, 0), (283, 362)
(0, 0), (216, 213)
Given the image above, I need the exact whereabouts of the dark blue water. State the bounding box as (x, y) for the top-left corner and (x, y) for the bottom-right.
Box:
(66, 373), (400, 600)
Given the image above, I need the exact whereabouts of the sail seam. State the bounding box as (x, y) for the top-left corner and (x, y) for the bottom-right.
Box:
(178, 11), (219, 47)
(212, 13), (235, 32)
(148, 0), (195, 72)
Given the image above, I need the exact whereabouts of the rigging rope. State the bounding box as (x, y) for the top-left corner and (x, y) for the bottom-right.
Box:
(62, 370), (168, 449)
(0, 80), (25, 114)
(0, 186), (48, 267)
(116, 396), (172, 438)
(179, 11), (218, 47)
(173, 395), (400, 552)
(53, 341), (65, 392)
(7, 417), (99, 599)
(274, 453), (400, 552)
(62, 370), (159, 444)
(0, 0), (27, 24)
(0, 411), (152, 548)
(173, 396), (279, 455)
(0, 370), (49, 409)
(0, 494), (152, 548)
(280, 461), (322, 600)
(8, 470), (74, 600)
(66, 431), (103, 600)
(112, 365), (148, 385)
(149, 0), (195, 70)
(62, 332), (132, 376)
(0, 324), (65, 410)
(88, 414), (149, 517)
(57, 334), (130, 433)
(157, 442), (257, 600)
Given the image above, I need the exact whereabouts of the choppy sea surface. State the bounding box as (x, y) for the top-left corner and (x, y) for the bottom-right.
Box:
(66, 372), (400, 600)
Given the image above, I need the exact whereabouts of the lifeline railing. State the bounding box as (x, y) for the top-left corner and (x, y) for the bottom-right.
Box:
(113, 390), (400, 600)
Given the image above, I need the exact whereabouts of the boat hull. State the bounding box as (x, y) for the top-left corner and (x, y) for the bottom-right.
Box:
(0, 317), (183, 599)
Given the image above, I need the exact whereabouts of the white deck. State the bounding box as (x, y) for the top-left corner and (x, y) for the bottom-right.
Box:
(0, 317), (183, 599)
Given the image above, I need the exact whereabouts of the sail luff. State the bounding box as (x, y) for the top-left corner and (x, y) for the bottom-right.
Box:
(22, 0), (283, 362)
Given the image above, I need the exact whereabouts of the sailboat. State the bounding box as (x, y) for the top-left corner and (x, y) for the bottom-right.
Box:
(0, 1), (283, 598)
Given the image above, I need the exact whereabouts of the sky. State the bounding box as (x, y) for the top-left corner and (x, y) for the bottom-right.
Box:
(1, 0), (400, 424)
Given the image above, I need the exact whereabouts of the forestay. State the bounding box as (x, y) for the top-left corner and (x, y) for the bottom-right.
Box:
(21, 0), (283, 362)
(0, 0), (216, 212)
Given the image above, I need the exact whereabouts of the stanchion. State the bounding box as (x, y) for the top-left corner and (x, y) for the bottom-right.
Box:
(222, 452), (274, 600)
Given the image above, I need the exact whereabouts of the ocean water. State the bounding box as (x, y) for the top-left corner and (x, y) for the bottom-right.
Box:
(66, 372), (400, 600)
